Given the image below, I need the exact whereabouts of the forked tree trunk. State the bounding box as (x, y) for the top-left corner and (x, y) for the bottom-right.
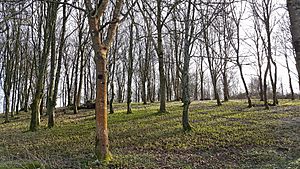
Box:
(84, 0), (123, 163)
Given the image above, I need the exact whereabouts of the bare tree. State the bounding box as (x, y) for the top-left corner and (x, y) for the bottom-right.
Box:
(181, 0), (195, 131)
(251, 0), (279, 108)
(84, 0), (123, 163)
(47, 0), (69, 128)
(140, 0), (180, 113)
(155, 0), (167, 113)
(2, 20), (14, 123)
(203, 16), (222, 106)
(230, 1), (252, 107)
(278, 15), (295, 100)
(30, 1), (58, 131)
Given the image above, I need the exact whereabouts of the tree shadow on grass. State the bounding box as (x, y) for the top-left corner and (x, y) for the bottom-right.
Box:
(110, 111), (159, 124)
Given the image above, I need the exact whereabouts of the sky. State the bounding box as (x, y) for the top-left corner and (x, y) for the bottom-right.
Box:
(239, 0), (299, 93)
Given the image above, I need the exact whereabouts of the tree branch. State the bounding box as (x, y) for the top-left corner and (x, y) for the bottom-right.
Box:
(103, 0), (123, 48)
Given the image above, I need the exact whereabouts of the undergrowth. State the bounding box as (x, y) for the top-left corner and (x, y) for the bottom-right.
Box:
(0, 99), (299, 168)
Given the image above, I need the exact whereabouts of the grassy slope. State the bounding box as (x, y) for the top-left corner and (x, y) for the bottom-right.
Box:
(0, 100), (300, 169)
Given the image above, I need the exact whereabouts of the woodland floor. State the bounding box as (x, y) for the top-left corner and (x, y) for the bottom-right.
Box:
(0, 99), (300, 169)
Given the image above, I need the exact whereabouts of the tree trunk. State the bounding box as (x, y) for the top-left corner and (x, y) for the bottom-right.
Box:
(287, 0), (300, 96)
(94, 51), (110, 162)
(141, 37), (149, 104)
(46, 25), (57, 127)
(3, 24), (12, 123)
(266, 20), (278, 106)
(200, 70), (204, 100)
(47, 1), (65, 128)
(258, 64), (264, 101)
(263, 60), (270, 110)
(256, 39), (264, 101)
(11, 69), (16, 117)
(4, 96), (10, 123)
(116, 67), (123, 103)
(10, 19), (20, 117)
(147, 62), (152, 103)
(30, 98), (40, 131)
(172, 13), (181, 102)
(204, 29), (221, 106)
(182, 0), (193, 131)
(212, 77), (222, 106)
(76, 25), (87, 109)
(157, 0), (167, 113)
(88, 20), (110, 166)
(269, 58), (278, 105)
(194, 69), (198, 101)
(234, 23), (252, 107)
(222, 12), (229, 102)
(24, 63), (33, 112)
(200, 50), (204, 100)
(73, 43), (80, 114)
(127, 17), (134, 114)
(30, 1), (55, 131)
(285, 53), (295, 100)
(84, 0), (123, 163)
(152, 61), (156, 102)
(222, 71), (229, 102)
(238, 65), (252, 107)
(109, 31), (118, 114)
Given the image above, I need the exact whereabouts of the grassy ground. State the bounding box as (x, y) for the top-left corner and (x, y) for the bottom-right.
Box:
(0, 99), (300, 169)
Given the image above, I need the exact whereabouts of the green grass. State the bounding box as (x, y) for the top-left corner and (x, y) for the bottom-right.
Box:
(0, 99), (300, 168)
